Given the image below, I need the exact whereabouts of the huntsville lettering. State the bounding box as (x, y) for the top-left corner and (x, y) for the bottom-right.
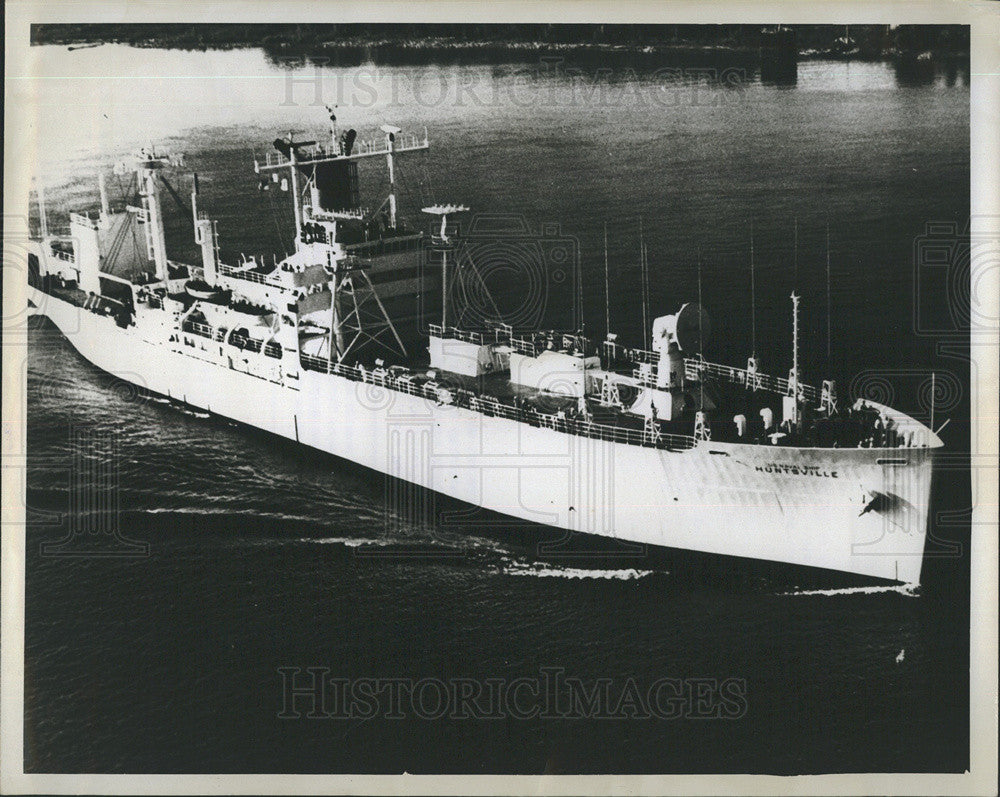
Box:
(755, 463), (839, 477)
(277, 668), (747, 720)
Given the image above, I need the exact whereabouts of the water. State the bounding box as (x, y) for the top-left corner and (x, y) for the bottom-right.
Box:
(24, 45), (970, 774)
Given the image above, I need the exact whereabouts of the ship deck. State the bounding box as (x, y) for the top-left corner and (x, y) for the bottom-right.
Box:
(38, 279), (130, 324)
(30, 274), (930, 454)
(299, 352), (699, 451)
(298, 348), (929, 452)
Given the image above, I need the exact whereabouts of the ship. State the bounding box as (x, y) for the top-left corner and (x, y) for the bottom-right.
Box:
(26, 115), (943, 585)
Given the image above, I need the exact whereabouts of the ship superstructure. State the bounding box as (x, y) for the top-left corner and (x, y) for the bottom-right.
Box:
(27, 117), (943, 584)
(254, 110), (432, 341)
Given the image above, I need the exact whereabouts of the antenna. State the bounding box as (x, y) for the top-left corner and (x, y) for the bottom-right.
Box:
(930, 372), (935, 432)
(422, 204), (469, 330)
(791, 291), (800, 427)
(326, 104), (338, 147)
(577, 236), (585, 337)
(697, 249), (704, 410)
(578, 241), (588, 391)
(825, 221), (832, 364)
(931, 371), (936, 432)
(603, 221), (611, 338)
(793, 216), (798, 287)
(190, 172), (199, 226)
(640, 217), (650, 350)
(750, 220), (756, 360)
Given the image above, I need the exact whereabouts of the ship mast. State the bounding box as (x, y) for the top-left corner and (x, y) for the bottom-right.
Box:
(326, 104), (338, 148)
(287, 133), (302, 241)
(639, 217), (650, 350)
(143, 157), (167, 281)
(381, 125), (401, 230)
(422, 204), (469, 330)
(750, 221), (757, 361)
(793, 216), (798, 286)
(790, 291), (800, 427)
(826, 221), (832, 364)
(37, 180), (49, 240)
(328, 247), (343, 364)
(132, 145), (179, 283)
(603, 221), (611, 338)
(98, 173), (110, 217)
(191, 172), (221, 285)
(697, 250), (705, 411)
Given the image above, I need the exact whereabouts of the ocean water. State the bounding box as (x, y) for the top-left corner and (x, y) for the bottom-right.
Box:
(24, 45), (970, 774)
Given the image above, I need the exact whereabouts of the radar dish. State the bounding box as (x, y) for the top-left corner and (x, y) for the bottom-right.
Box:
(674, 302), (711, 353)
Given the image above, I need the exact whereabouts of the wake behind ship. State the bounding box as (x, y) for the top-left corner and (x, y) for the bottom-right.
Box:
(26, 115), (943, 584)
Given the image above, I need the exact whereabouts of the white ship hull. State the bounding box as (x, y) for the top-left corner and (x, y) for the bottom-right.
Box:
(30, 287), (935, 584)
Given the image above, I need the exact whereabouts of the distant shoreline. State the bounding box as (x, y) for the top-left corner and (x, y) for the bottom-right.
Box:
(30, 24), (970, 65)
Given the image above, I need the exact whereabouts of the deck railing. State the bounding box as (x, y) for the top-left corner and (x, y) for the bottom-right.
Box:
(48, 249), (76, 263)
(684, 358), (820, 403)
(599, 343), (821, 400)
(299, 352), (696, 452)
(237, 336), (263, 354)
(218, 263), (270, 285)
(508, 335), (541, 356)
(623, 346), (659, 364)
(182, 320), (215, 339)
(602, 341), (657, 364)
(181, 320), (282, 359)
(603, 344), (820, 401)
(428, 324), (488, 346)
(69, 211), (99, 230)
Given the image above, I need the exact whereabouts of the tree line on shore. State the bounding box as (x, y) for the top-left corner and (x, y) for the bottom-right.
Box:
(31, 23), (969, 58)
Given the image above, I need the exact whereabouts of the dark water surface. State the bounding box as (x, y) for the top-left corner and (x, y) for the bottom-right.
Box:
(25, 45), (970, 774)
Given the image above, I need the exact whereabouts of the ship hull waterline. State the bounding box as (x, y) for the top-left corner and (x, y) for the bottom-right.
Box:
(29, 287), (934, 584)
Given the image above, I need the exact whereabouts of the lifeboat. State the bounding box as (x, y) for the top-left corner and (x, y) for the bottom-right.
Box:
(185, 279), (230, 302)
